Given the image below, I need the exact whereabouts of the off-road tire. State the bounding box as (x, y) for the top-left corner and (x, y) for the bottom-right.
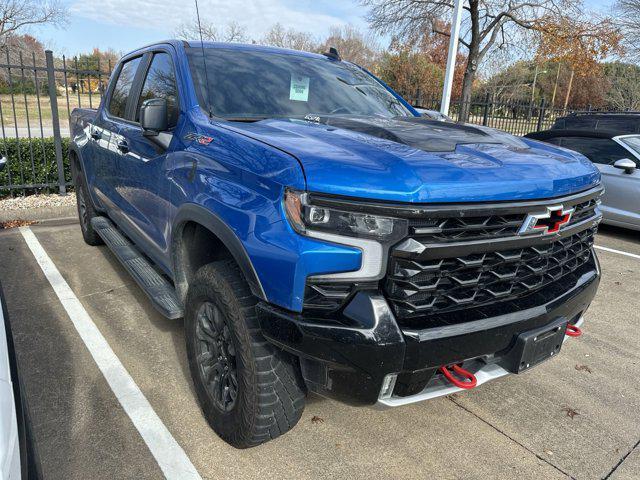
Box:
(74, 173), (103, 246)
(185, 260), (306, 448)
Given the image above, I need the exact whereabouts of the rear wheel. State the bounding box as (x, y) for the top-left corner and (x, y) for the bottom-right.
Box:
(185, 260), (306, 448)
(74, 173), (102, 246)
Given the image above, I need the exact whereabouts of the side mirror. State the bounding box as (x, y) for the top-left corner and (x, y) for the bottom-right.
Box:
(140, 98), (168, 136)
(613, 158), (636, 174)
(0, 156), (6, 172)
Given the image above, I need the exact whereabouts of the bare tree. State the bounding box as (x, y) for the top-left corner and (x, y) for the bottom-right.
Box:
(175, 20), (247, 43)
(319, 25), (380, 70)
(605, 62), (640, 110)
(260, 23), (319, 52)
(0, 33), (45, 84)
(361, 0), (579, 121)
(616, 0), (640, 62)
(0, 0), (66, 43)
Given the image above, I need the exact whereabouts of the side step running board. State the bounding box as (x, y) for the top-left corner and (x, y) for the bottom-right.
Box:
(91, 216), (184, 319)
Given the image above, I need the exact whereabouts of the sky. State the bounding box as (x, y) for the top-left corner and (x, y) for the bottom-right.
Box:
(34, 0), (616, 57)
(34, 0), (369, 56)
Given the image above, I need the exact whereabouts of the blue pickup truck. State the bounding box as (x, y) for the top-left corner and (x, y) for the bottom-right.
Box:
(70, 40), (603, 448)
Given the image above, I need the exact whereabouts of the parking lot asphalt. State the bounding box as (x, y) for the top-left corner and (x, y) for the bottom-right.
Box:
(0, 221), (638, 480)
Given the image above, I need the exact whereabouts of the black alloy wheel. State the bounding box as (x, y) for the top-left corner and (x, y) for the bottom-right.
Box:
(195, 301), (238, 412)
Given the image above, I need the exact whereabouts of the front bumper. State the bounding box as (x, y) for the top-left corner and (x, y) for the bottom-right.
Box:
(375, 316), (583, 408)
(257, 255), (599, 407)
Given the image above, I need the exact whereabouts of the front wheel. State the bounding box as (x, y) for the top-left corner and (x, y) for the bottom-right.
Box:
(184, 260), (306, 448)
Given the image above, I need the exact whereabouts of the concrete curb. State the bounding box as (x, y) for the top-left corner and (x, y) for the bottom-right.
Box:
(37, 216), (79, 227)
(0, 205), (77, 223)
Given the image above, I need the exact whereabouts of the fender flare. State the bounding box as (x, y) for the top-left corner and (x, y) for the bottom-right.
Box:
(171, 203), (267, 302)
(68, 143), (83, 178)
(68, 142), (104, 213)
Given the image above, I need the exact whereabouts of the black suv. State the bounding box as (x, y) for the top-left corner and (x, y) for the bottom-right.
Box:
(552, 112), (640, 134)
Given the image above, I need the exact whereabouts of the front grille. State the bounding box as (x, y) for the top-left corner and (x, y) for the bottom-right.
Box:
(571, 198), (599, 224)
(385, 227), (597, 320)
(408, 197), (599, 243)
(302, 186), (602, 321)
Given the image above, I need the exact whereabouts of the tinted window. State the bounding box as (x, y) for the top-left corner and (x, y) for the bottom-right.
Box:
(616, 136), (640, 166)
(558, 115), (640, 134)
(186, 47), (410, 119)
(543, 138), (563, 147)
(109, 56), (142, 119)
(136, 52), (179, 127)
(556, 137), (630, 165)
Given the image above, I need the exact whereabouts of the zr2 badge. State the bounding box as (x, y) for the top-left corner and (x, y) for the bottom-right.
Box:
(185, 132), (214, 145)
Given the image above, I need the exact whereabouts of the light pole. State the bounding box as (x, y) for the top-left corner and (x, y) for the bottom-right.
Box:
(440, 0), (464, 116)
(529, 63), (546, 119)
(551, 63), (561, 108)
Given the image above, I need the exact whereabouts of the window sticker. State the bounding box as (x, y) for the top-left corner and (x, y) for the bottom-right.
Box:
(290, 74), (310, 102)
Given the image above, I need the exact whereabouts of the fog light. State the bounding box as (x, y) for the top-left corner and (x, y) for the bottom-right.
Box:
(379, 373), (398, 400)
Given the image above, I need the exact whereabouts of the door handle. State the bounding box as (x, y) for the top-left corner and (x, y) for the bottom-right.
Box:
(116, 140), (129, 153)
(90, 130), (101, 140)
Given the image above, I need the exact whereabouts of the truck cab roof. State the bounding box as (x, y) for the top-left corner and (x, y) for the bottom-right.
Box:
(184, 40), (328, 59)
(121, 39), (332, 61)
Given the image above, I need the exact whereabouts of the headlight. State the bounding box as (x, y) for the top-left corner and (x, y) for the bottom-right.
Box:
(284, 189), (407, 281)
(284, 190), (406, 241)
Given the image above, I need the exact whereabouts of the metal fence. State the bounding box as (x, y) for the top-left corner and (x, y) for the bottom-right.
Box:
(0, 48), (111, 196)
(404, 91), (605, 136)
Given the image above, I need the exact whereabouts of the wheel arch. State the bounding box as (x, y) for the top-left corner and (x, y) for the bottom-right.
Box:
(171, 204), (267, 304)
(68, 144), (82, 177)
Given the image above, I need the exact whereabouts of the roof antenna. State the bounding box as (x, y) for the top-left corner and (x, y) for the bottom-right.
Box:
(323, 47), (341, 61)
(194, 0), (212, 117)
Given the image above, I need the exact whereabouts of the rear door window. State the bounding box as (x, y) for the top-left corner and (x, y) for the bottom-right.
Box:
(594, 117), (639, 133)
(135, 52), (179, 128)
(561, 115), (640, 134)
(561, 117), (598, 130)
(555, 137), (630, 165)
(108, 56), (143, 120)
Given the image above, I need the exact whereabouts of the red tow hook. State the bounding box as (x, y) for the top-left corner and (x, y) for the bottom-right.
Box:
(566, 324), (582, 337)
(439, 364), (477, 389)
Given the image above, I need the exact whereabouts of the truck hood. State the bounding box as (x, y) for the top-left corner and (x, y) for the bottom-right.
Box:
(220, 115), (600, 203)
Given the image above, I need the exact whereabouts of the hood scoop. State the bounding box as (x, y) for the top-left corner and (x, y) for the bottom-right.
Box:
(317, 115), (500, 152)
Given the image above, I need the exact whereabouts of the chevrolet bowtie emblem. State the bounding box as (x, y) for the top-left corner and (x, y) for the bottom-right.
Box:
(519, 205), (574, 235)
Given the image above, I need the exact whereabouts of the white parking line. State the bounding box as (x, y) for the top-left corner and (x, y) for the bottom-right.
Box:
(595, 245), (640, 260)
(19, 227), (201, 480)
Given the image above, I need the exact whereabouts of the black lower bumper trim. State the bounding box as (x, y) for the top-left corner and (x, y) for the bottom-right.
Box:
(258, 264), (600, 406)
(257, 293), (405, 405)
(401, 268), (598, 370)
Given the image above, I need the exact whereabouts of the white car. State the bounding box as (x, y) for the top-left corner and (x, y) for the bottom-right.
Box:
(1, 284), (40, 480)
(0, 157), (39, 479)
(526, 129), (640, 231)
(0, 283), (21, 480)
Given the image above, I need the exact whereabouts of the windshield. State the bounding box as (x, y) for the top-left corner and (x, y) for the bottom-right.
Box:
(618, 135), (640, 156)
(186, 47), (412, 120)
